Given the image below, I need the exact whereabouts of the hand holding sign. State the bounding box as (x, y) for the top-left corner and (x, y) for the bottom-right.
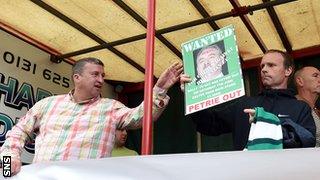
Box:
(179, 74), (192, 92)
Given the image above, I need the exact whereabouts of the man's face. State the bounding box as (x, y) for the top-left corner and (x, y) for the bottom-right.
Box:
(299, 67), (320, 94)
(115, 129), (127, 146)
(260, 52), (292, 89)
(74, 63), (105, 99)
(196, 47), (225, 82)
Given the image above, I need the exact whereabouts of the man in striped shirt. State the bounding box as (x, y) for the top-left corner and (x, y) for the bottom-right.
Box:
(0, 57), (183, 175)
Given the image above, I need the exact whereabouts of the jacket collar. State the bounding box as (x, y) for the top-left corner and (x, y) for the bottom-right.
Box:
(259, 88), (296, 99)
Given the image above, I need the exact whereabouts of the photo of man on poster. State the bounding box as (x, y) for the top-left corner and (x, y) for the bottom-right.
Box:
(194, 41), (228, 85)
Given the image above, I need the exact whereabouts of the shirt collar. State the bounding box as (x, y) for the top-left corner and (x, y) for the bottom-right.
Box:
(68, 90), (101, 104)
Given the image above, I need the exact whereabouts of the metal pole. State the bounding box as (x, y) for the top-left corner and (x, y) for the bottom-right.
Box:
(141, 0), (156, 155)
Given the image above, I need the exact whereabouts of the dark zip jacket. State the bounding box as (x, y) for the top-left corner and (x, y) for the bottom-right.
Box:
(190, 89), (316, 150)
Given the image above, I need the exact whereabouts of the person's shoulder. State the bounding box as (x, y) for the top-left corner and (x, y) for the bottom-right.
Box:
(45, 94), (68, 100)
(111, 147), (138, 157)
(99, 97), (117, 103)
(294, 99), (311, 108)
(31, 94), (66, 110)
(279, 97), (311, 112)
(36, 94), (68, 104)
(36, 94), (54, 102)
(123, 147), (138, 155)
(99, 97), (127, 107)
(128, 148), (139, 155)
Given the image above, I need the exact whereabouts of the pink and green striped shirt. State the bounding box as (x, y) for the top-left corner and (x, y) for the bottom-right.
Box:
(0, 87), (169, 163)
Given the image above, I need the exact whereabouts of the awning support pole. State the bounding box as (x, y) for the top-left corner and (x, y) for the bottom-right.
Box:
(141, 0), (156, 155)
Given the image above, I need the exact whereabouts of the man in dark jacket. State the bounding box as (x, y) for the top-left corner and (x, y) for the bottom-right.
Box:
(180, 49), (315, 150)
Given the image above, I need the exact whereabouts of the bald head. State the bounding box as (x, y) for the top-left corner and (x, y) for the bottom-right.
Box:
(294, 66), (320, 94)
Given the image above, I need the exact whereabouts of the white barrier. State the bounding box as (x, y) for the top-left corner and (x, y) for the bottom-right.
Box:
(8, 148), (320, 180)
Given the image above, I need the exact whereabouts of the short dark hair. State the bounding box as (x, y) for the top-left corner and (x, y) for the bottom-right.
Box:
(72, 57), (104, 75)
(266, 49), (295, 73)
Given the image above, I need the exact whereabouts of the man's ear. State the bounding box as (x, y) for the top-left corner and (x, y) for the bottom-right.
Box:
(296, 76), (304, 86)
(73, 74), (80, 82)
(285, 67), (293, 77)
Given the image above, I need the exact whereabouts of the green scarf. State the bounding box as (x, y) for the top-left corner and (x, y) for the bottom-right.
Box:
(246, 107), (283, 150)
